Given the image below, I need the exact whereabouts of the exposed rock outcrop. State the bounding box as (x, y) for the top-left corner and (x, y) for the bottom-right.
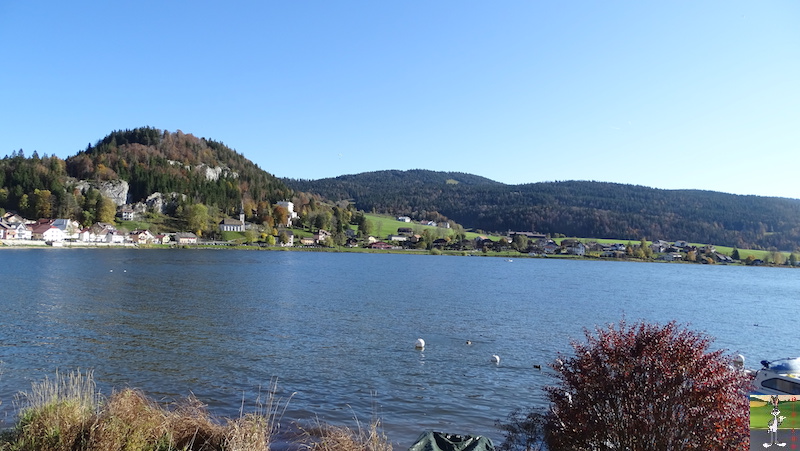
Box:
(75, 180), (130, 206)
(145, 192), (186, 215)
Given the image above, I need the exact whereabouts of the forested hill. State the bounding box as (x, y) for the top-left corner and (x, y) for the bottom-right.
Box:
(66, 127), (290, 212)
(0, 127), (291, 222)
(286, 171), (800, 250)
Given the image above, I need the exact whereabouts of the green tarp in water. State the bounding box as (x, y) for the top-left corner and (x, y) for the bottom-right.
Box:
(408, 431), (495, 451)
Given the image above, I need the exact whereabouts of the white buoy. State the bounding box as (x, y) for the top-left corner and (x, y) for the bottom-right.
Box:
(466, 340), (472, 345)
(491, 355), (500, 364)
(415, 338), (425, 349)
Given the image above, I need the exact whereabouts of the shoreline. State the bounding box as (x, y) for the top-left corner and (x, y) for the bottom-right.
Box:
(2, 239), (793, 269)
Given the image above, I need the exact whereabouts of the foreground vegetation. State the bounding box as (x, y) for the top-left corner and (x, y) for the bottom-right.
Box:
(0, 371), (391, 451)
(497, 320), (750, 451)
(3, 320), (752, 451)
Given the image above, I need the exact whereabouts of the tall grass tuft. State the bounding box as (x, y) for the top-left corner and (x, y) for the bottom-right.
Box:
(225, 378), (295, 451)
(299, 416), (392, 451)
(12, 369), (100, 451)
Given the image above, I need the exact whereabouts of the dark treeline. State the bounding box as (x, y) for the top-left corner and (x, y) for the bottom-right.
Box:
(286, 170), (800, 251)
(0, 127), (292, 225)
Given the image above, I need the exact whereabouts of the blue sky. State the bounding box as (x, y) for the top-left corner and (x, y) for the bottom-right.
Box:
(1, 2), (798, 198)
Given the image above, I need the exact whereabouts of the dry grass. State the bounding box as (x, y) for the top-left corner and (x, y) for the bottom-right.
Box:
(12, 369), (100, 451)
(224, 414), (269, 451)
(298, 417), (392, 451)
(1, 372), (310, 451)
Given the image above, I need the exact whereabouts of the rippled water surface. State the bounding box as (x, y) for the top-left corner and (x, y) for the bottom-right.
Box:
(1, 249), (798, 446)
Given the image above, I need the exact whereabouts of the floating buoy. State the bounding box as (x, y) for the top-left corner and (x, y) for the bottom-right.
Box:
(491, 355), (500, 364)
(466, 340), (472, 345)
(415, 338), (425, 349)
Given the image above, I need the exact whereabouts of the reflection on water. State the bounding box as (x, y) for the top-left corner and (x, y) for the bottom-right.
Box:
(1, 249), (797, 446)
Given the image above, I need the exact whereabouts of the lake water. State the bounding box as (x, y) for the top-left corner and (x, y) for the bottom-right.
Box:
(0, 249), (797, 447)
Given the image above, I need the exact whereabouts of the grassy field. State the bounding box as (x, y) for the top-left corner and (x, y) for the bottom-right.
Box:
(362, 214), (493, 241)
(750, 397), (800, 429)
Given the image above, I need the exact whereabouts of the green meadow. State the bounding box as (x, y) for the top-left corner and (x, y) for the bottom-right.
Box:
(750, 397), (800, 429)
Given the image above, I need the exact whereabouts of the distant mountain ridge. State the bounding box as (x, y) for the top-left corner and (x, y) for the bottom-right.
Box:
(286, 170), (800, 250)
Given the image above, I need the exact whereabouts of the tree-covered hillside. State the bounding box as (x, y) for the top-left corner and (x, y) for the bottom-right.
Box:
(0, 127), (291, 225)
(286, 171), (800, 250)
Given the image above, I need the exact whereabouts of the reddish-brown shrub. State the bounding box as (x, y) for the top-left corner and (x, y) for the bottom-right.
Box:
(545, 320), (749, 450)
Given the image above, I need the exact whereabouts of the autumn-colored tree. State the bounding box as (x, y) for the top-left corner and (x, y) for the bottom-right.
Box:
(640, 238), (653, 259)
(273, 205), (289, 227)
(184, 203), (209, 236)
(545, 320), (749, 451)
(18, 193), (30, 217)
(33, 189), (53, 219)
(770, 250), (786, 265)
(97, 196), (117, 223)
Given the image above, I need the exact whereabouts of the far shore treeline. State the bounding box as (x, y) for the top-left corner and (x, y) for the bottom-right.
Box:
(3, 126), (800, 253)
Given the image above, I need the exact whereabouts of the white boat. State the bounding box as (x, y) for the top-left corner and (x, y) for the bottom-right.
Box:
(750, 357), (800, 396)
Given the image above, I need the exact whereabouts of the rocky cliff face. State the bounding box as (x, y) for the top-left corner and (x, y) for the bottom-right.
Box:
(144, 192), (186, 215)
(75, 180), (130, 206)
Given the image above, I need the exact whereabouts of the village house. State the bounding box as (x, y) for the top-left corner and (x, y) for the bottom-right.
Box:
(30, 223), (65, 242)
(91, 222), (117, 236)
(388, 234), (408, 242)
(299, 236), (316, 246)
(432, 238), (449, 248)
(52, 219), (80, 240)
(314, 229), (332, 244)
(0, 220), (23, 239)
(2, 212), (26, 224)
(278, 229), (294, 247)
(101, 230), (125, 244)
(14, 222), (32, 240)
(129, 229), (154, 244)
(650, 240), (671, 253)
(77, 228), (95, 242)
(542, 240), (559, 254)
(154, 234), (171, 245)
(604, 243), (627, 252)
(174, 232), (198, 245)
(119, 205), (135, 221)
(563, 241), (587, 256)
(397, 216), (411, 223)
